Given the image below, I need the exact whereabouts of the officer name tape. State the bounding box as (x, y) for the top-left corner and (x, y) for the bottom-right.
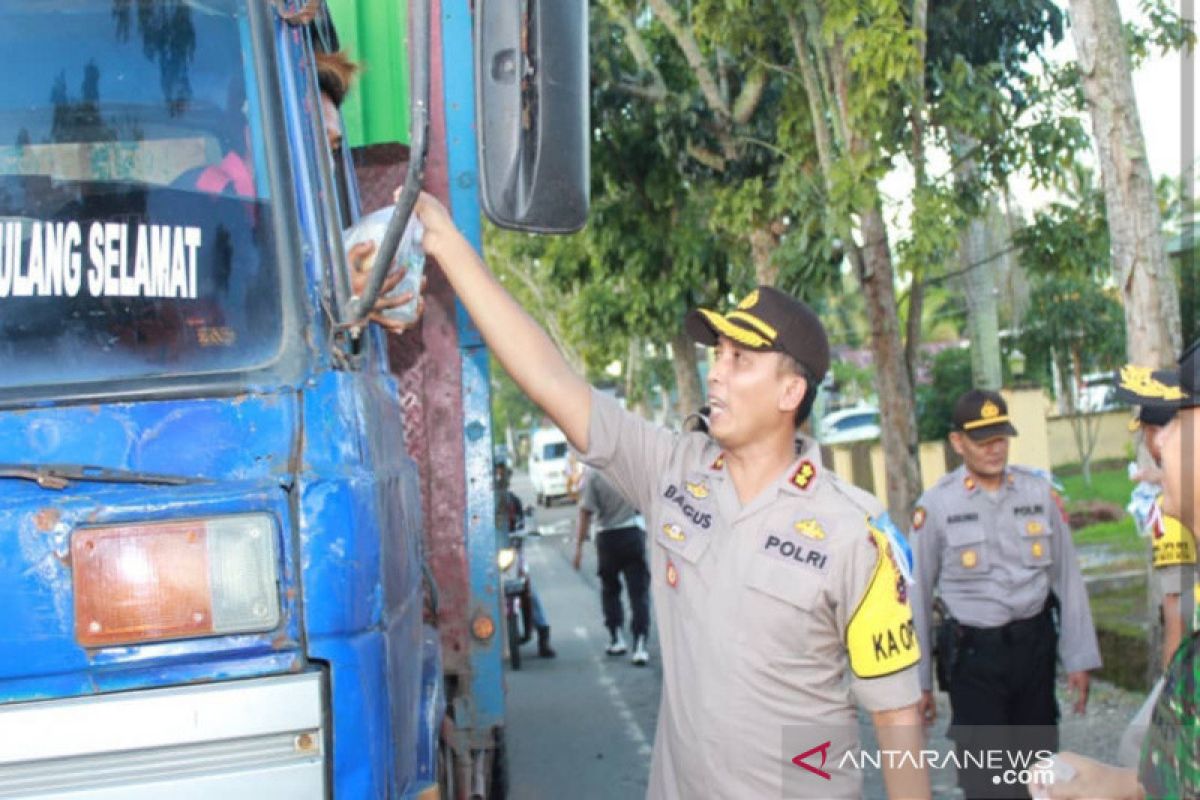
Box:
(662, 483), (713, 529)
(0, 219), (203, 301)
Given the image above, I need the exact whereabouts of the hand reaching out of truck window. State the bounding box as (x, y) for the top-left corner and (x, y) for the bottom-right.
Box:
(348, 240), (427, 335)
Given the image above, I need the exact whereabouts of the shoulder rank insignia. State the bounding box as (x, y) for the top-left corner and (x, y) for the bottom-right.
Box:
(963, 475), (977, 492)
(709, 453), (726, 472)
(790, 459), (817, 490)
(666, 558), (679, 588)
(685, 481), (710, 499)
(794, 518), (826, 540)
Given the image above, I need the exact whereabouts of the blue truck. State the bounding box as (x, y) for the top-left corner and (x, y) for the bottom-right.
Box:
(0, 0), (586, 797)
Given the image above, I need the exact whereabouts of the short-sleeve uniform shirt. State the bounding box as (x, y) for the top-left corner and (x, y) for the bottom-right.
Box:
(584, 390), (920, 799)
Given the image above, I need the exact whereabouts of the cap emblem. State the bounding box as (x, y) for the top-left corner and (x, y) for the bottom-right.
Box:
(1119, 364), (1186, 401)
(981, 400), (1000, 419)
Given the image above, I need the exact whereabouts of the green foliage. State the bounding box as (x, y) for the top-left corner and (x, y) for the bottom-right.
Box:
(1019, 274), (1127, 395)
(1060, 464), (1136, 509)
(1013, 167), (1111, 279)
(915, 346), (974, 441)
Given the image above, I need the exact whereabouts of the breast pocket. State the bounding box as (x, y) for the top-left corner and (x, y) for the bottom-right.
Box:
(654, 512), (712, 564)
(1019, 517), (1054, 568)
(944, 524), (989, 575)
(738, 556), (826, 663)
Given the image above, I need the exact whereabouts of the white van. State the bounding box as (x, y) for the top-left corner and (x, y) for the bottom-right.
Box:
(528, 427), (570, 506)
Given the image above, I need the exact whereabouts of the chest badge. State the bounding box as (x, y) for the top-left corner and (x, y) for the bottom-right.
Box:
(1031, 541), (1045, 559)
(1025, 520), (1044, 536)
(794, 518), (826, 540)
(961, 549), (978, 569)
(666, 559), (679, 588)
(662, 523), (686, 542)
(685, 481), (710, 499)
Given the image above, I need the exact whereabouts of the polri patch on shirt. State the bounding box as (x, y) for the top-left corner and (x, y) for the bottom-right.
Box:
(946, 512), (979, 525)
(759, 529), (830, 573)
(1013, 504), (1045, 517)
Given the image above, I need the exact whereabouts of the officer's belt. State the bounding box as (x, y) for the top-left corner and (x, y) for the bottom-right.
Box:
(958, 601), (1054, 648)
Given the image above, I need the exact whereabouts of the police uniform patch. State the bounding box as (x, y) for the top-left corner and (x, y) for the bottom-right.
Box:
(790, 460), (817, 491)
(666, 559), (679, 588)
(794, 518), (826, 540)
(961, 549), (978, 569)
(685, 481), (710, 499)
(759, 530), (830, 573)
(912, 507), (926, 531)
(663, 523), (686, 542)
(1051, 490), (1068, 524)
(1026, 520), (1044, 536)
(1152, 514), (1198, 568)
(847, 525), (920, 678)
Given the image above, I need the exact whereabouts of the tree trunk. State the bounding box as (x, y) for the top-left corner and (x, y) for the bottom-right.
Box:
(750, 226), (779, 285)
(1069, 0), (1182, 366)
(670, 329), (705, 422)
(859, 203), (923, 522)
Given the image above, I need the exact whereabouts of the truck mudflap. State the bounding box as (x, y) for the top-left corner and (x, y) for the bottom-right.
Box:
(0, 672), (326, 799)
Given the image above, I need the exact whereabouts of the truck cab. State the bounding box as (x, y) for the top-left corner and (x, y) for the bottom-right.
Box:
(0, 0), (587, 797)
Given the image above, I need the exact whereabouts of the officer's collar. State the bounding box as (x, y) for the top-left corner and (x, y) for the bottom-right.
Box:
(782, 434), (823, 495)
(957, 464), (1015, 495)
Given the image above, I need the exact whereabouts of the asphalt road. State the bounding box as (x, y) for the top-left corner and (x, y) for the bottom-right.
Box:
(504, 471), (662, 800)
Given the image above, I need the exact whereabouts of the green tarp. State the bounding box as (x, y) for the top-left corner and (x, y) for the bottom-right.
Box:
(326, 0), (411, 148)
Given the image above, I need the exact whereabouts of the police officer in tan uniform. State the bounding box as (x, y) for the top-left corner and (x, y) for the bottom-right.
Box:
(1126, 404), (1197, 670)
(911, 390), (1101, 799)
(415, 192), (929, 799)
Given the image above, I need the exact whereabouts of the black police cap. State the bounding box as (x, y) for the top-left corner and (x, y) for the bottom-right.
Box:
(1114, 339), (1200, 411)
(684, 286), (831, 383)
(951, 389), (1019, 441)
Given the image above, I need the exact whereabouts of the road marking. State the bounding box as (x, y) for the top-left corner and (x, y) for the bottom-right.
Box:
(576, 625), (653, 763)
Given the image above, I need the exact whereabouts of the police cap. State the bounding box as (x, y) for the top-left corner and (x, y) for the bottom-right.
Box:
(684, 286), (830, 382)
(951, 389), (1018, 441)
(1115, 339), (1200, 410)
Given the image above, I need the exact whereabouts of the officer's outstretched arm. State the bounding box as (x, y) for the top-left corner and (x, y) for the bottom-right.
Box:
(416, 193), (592, 451)
(872, 706), (931, 800)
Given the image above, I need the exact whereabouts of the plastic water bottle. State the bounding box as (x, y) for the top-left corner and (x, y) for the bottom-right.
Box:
(343, 206), (425, 324)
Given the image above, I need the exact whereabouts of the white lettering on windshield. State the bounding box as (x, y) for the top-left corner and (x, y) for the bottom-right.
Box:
(0, 219), (202, 300)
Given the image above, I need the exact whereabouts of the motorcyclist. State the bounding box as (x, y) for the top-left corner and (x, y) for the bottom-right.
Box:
(495, 460), (556, 658)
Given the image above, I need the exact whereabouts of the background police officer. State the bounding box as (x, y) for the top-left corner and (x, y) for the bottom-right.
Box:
(911, 389), (1101, 799)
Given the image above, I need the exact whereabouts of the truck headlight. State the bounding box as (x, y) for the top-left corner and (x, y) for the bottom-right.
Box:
(497, 548), (516, 572)
(72, 514), (281, 648)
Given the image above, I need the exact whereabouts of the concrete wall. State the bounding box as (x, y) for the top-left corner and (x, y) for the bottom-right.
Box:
(1045, 409), (1134, 467)
(824, 389), (1121, 502)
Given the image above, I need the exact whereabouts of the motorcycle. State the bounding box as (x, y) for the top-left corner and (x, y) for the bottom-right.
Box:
(497, 507), (535, 670)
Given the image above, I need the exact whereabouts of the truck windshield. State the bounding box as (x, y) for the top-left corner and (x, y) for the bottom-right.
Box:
(0, 0), (284, 393)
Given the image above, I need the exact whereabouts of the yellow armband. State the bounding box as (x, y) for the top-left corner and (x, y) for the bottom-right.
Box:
(846, 523), (920, 678)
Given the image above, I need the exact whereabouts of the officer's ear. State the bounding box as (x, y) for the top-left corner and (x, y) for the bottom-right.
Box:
(948, 430), (967, 456)
(776, 360), (807, 415)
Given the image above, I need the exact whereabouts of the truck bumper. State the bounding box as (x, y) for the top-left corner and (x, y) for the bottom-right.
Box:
(0, 672), (326, 799)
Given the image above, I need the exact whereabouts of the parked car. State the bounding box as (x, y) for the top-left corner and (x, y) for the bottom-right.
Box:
(528, 427), (571, 506)
(818, 405), (882, 445)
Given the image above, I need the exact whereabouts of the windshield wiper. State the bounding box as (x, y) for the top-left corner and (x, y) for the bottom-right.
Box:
(0, 463), (207, 490)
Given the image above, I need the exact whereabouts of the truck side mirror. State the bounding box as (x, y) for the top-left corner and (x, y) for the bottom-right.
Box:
(475, 0), (589, 233)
